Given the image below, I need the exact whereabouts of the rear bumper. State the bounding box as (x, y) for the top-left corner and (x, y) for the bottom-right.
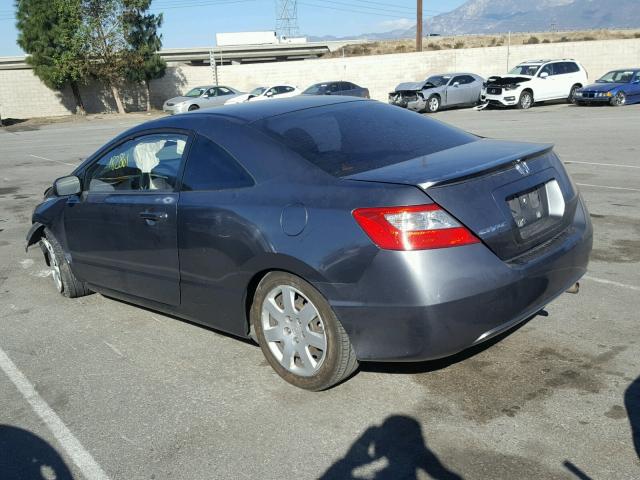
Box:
(323, 199), (592, 362)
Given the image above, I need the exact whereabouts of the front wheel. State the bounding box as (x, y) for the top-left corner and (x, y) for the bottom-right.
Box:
(426, 95), (440, 113)
(40, 229), (91, 298)
(187, 104), (200, 111)
(610, 91), (626, 107)
(517, 91), (533, 109)
(252, 272), (358, 390)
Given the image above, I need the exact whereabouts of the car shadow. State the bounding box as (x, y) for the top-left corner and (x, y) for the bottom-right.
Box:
(625, 375), (640, 459)
(360, 312), (538, 375)
(319, 415), (463, 480)
(0, 425), (74, 480)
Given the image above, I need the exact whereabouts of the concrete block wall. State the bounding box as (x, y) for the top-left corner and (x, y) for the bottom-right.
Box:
(1, 38), (639, 119)
(215, 38), (640, 102)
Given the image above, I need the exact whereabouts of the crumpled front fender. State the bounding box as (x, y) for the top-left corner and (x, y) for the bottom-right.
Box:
(25, 222), (45, 252)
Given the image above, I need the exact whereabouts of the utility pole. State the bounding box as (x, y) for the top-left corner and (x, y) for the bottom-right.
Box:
(416, 0), (423, 52)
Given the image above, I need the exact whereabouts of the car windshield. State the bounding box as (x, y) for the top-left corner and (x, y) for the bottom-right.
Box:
(509, 65), (540, 76)
(250, 87), (267, 96)
(597, 70), (636, 83)
(303, 84), (326, 94)
(256, 101), (477, 177)
(184, 88), (206, 97)
(425, 76), (450, 87)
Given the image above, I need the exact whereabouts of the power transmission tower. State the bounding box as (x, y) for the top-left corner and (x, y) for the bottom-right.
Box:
(276, 0), (299, 38)
(416, 0), (423, 51)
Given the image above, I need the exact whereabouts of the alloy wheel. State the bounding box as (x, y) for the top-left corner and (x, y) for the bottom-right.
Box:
(261, 284), (327, 377)
(614, 92), (626, 106)
(428, 97), (439, 112)
(41, 238), (63, 293)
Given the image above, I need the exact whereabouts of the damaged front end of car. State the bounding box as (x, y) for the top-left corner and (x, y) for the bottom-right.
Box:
(389, 81), (433, 108)
(480, 76), (532, 108)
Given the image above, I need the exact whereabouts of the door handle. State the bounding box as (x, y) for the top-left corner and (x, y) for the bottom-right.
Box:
(139, 211), (168, 222)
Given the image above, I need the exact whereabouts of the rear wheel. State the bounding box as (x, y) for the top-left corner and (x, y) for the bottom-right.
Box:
(611, 91), (626, 106)
(426, 95), (440, 113)
(252, 272), (358, 390)
(40, 229), (91, 298)
(188, 104), (200, 111)
(517, 91), (533, 109)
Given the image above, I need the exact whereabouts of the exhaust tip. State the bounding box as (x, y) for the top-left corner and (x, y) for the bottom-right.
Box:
(566, 282), (580, 294)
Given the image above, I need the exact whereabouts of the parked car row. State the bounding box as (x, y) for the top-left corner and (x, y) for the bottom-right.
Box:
(163, 80), (369, 114)
(389, 59), (640, 112)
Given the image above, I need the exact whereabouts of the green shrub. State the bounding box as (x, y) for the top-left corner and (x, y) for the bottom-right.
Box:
(525, 36), (540, 44)
(454, 41), (465, 49)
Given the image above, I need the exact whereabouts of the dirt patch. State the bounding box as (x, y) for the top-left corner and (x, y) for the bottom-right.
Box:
(590, 214), (640, 264)
(411, 338), (627, 423)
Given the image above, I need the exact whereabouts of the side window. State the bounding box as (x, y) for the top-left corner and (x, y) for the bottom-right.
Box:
(205, 88), (216, 97)
(217, 87), (232, 95)
(86, 134), (188, 192)
(181, 135), (254, 191)
(539, 64), (554, 77)
(451, 76), (465, 85)
(555, 63), (568, 75)
(564, 62), (579, 74)
(329, 83), (340, 93)
(463, 75), (476, 84)
(267, 87), (278, 96)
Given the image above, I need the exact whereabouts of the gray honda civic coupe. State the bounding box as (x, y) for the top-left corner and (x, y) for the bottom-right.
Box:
(26, 96), (592, 390)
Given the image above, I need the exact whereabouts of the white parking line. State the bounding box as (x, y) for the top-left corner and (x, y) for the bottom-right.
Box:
(566, 161), (640, 169)
(584, 276), (640, 292)
(0, 347), (110, 480)
(29, 154), (74, 167)
(576, 183), (640, 193)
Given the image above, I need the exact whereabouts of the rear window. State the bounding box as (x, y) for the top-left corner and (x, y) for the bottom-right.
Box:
(254, 101), (477, 177)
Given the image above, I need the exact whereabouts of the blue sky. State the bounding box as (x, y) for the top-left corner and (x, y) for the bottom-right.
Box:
(0, 0), (466, 56)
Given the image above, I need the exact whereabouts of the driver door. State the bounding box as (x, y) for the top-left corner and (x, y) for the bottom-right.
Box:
(63, 132), (190, 306)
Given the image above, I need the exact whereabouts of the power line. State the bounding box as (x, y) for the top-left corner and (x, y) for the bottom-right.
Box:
(315, 0), (414, 14)
(299, 1), (408, 18)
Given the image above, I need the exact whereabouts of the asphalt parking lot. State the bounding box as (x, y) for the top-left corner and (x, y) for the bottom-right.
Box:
(1, 103), (639, 479)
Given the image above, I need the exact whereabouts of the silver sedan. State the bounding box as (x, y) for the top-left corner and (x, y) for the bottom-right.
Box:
(163, 85), (244, 114)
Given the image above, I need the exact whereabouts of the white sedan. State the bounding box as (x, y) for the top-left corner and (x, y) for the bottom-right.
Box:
(225, 85), (301, 105)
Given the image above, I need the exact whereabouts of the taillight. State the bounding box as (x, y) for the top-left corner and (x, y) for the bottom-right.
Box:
(352, 204), (479, 251)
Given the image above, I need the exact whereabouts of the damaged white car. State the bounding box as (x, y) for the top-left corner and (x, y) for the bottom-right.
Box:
(481, 59), (588, 109)
(389, 73), (484, 113)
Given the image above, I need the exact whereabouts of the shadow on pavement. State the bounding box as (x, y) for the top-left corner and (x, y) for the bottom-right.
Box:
(0, 425), (73, 480)
(320, 415), (463, 480)
(625, 375), (640, 459)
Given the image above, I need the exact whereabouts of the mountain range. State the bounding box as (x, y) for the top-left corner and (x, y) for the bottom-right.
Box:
(310, 0), (640, 41)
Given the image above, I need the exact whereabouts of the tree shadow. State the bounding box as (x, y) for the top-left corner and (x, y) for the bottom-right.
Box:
(149, 67), (188, 110)
(0, 425), (74, 480)
(320, 415), (463, 480)
(625, 375), (640, 460)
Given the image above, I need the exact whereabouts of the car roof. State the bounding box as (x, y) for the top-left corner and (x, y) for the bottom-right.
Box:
(144, 96), (369, 127)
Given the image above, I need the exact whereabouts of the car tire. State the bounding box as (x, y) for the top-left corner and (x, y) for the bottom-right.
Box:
(426, 95), (440, 113)
(252, 271), (358, 390)
(517, 91), (534, 110)
(610, 92), (626, 107)
(568, 85), (581, 104)
(40, 228), (91, 298)
(188, 104), (199, 111)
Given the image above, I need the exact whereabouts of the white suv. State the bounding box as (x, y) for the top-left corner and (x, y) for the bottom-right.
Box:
(481, 59), (588, 109)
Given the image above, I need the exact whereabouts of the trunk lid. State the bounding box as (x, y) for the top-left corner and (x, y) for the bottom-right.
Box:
(346, 139), (579, 261)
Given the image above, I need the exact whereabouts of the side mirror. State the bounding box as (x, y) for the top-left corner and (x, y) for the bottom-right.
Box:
(265, 91), (273, 97)
(453, 82), (460, 87)
(54, 175), (81, 196)
(540, 72), (549, 79)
